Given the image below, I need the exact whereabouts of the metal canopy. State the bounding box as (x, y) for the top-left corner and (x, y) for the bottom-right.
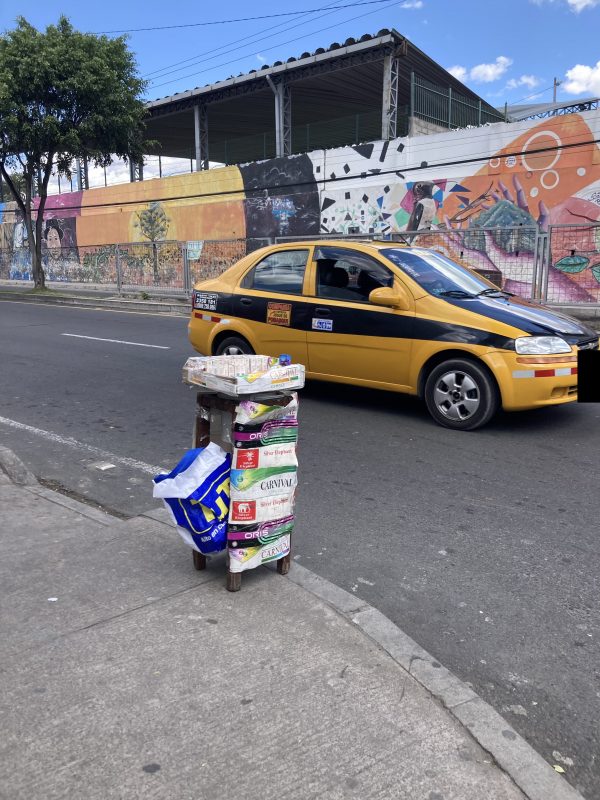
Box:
(143, 29), (497, 164)
(505, 97), (600, 121)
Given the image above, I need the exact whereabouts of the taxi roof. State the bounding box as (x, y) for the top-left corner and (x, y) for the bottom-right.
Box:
(274, 239), (409, 249)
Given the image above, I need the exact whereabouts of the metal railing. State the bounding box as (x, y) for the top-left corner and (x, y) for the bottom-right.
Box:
(411, 74), (506, 130)
(205, 110), (387, 165)
(2, 224), (599, 306)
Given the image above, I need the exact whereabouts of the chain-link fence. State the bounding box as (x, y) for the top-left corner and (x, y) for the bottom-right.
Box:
(0, 238), (271, 295)
(546, 223), (600, 304)
(2, 226), (600, 306)
(395, 227), (539, 297)
(277, 227), (540, 298)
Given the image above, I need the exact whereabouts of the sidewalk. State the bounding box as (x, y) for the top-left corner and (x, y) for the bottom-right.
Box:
(0, 282), (190, 316)
(0, 451), (583, 800)
(1, 279), (599, 325)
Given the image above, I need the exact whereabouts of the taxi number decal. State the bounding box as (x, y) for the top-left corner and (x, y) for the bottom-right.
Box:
(312, 318), (333, 332)
(266, 302), (292, 327)
(193, 292), (219, 312)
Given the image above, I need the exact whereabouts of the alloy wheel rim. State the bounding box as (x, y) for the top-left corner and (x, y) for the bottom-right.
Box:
(433, 370), (480, 421)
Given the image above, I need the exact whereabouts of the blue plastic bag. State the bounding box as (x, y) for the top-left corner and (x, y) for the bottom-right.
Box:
(153, 443), (231, 554)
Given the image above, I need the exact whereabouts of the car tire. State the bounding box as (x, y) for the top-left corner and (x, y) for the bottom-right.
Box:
(424, 358), (499, 431)
(214, 335), (255, 356)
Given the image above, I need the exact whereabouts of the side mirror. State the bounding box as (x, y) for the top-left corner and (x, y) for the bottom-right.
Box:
(369, 286), (411, 311)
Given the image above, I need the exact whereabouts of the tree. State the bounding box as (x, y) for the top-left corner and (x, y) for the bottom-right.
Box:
(0, 16), (148, 288)
(135, 202), (170, 284)
(0, 171), (25, 203)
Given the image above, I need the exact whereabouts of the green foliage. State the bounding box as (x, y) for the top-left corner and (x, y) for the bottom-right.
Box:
(0, 16), (148, 175)
(135, 202), (170, 242)
(0, 171), (26, 201)
(0, 15), (149, 286)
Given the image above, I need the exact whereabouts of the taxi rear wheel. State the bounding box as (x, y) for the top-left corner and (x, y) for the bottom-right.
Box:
(214, 335), (254, 356)
(424, 358), (499, 431)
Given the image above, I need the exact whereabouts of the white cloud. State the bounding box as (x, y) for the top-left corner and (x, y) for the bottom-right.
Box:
(257, 53), (266, 63)
(448, 65), (467, 81)
(447, 56), (512, 85)
(402, 0), (424, 8)
(563, 60), (600, 94)
(566, 0), (599, 10)
(532, 0), (599, 11)
(506, 74), (541, 90)
(470, 56), (513, 83)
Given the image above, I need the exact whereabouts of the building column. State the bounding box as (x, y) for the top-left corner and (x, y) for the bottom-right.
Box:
(75, 157), (90, 190)
(382, 52), (399, 140)
(129, 159), (144, 182)
(194, 104), (209, 170)
(266, 76), (291, 158)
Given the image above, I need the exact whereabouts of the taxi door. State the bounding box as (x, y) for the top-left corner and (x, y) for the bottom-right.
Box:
(305, 246), (415, 389)
(232, 246), (312, 365)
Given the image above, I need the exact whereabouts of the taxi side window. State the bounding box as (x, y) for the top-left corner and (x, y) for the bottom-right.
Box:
(315, 247), (393, 303)
(241, 249), (308, 295)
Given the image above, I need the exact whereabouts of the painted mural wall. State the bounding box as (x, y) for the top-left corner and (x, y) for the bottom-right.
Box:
(1, 107), (599, 300)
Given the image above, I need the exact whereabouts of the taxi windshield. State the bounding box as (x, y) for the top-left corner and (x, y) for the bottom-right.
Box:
(381, 247), (493, 297)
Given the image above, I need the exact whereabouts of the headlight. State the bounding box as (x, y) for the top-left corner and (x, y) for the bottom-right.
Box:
(514, 336), (571, 355)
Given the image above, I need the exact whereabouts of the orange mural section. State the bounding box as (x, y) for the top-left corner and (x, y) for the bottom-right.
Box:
(441, 114), (600, 228)
(77, 167), (246, 246)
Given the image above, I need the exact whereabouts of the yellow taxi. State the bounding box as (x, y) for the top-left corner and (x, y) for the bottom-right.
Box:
(188, 240), (598, 430)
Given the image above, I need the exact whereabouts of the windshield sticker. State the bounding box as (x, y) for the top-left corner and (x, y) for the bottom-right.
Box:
(397, 262), (419, 277)
(267, 302), (292, 326)
(312, 318), (333, 332)
(193, 292), (218, 311)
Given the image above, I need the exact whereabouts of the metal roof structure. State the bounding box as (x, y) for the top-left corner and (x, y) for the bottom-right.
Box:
(142, 29), (501, 168)
(505, 97), (600, 121)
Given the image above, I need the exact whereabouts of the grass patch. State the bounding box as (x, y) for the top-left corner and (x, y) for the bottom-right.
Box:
(29, 286), (55, 294)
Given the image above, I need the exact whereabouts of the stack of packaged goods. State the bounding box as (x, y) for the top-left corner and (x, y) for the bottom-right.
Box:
(182, 354), (305, 395)
(227, 394), (299, 573)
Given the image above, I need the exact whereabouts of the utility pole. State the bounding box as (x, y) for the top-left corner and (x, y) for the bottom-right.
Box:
(553, 77), (562, 103)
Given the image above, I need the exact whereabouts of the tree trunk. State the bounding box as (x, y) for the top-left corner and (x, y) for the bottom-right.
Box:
(152, 242), (159, 285)
(31, 155), (55, 290)
(32, 234), (45, 289)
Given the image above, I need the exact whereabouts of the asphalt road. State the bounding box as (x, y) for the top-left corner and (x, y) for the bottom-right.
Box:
(1, 300), (599, 798)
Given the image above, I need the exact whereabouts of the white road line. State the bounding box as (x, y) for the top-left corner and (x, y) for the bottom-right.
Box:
(61, 333), (170, 349)
(0, 415), (164, 476)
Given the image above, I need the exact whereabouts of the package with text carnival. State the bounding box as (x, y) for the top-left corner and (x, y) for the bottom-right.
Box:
(228, 393), (299, 573)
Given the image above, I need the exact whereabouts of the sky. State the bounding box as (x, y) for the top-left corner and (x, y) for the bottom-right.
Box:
(2, 0), (600, 189)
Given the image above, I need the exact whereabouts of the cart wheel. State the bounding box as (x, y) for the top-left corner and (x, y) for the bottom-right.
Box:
(277, 553), (291, 575)
(227, 571), (242, 592)
(192, 550), (206, 571)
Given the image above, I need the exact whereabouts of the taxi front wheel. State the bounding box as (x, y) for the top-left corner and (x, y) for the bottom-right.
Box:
(424, 359), (499, 431)
(214, 335), (255, 356)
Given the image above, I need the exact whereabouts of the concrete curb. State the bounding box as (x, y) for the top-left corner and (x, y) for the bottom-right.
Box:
(0, 447), (116, 526)
(1, 449), (585, 800)
(1, 286), (599, 326)
(0, 446), (38, 486)
(0, 291), (189, 316)
(284, 563), (586, 800)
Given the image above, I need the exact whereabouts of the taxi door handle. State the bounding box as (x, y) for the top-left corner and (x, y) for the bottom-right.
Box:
(315, 307), (331, 316)
(240, 297), (252, 306)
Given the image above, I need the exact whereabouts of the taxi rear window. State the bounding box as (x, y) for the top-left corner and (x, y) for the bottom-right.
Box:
(241, 249), (308, 295)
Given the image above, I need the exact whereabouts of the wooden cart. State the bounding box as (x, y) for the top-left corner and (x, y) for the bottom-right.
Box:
(191, 389), (293, 592)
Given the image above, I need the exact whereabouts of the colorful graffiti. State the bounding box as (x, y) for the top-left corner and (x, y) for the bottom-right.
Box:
(1, 109), (599, 300)
(239, 153), (320, 239)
